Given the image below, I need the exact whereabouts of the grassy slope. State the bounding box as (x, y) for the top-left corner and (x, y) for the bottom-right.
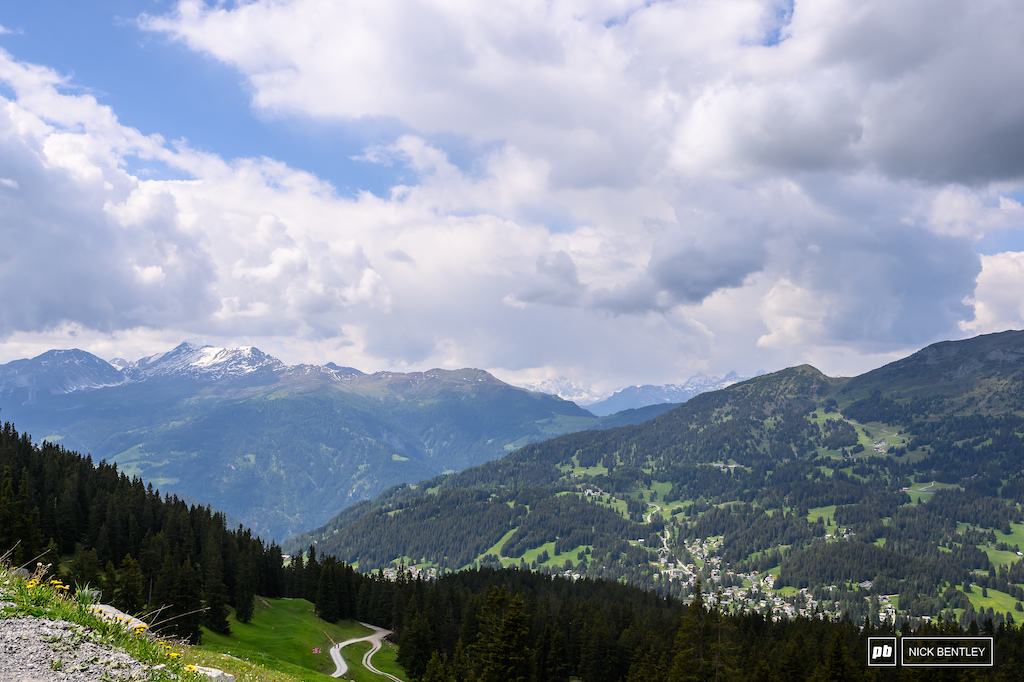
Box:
(197, 597), (406, 681)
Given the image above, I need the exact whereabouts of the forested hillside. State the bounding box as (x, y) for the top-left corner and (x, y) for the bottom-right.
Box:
(294, 330), (1024, 626)
(0, 422), (283, 643)
(8, 417), (1024, 680)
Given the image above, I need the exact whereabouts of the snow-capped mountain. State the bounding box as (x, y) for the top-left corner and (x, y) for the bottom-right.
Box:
(121, 340), (283, 381)
(517, 376), (611, 406)
(0, 349), (127, 403)
(581, 371), (750, 416)
(0, 341), (289, 403)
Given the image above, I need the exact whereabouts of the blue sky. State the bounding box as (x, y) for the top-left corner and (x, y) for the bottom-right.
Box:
(1, 1), (1023, 398)
(0, 1), (406, 194)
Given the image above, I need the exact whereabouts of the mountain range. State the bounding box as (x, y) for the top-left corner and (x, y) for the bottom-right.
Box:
(516, 371), (749, 413)
(289, 329), (1024, 624)
(583, 371), (751, 415)
(0, 341), (679, 539)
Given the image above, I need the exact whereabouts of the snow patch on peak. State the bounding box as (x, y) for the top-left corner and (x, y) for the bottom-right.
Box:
(516, 376), (610, 406)
(0, 349), (127, 403)
(122, 342), (282, 381)
(585, 372), (751, 416)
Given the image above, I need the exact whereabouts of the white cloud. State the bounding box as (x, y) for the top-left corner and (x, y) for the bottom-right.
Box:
(961, 252), (1024, 335)
(928, 186), (1024, 239)
(145, 0), (1024, 187)
(3, 0), (1024, 389)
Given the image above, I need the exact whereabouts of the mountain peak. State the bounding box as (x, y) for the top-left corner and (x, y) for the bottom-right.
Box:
(122, 341), (283, 382)
(0, 348), (126, 403)
(585, 372), (750, 416)
(515, 376), (609, 405)
(843, 328), (1024, 401)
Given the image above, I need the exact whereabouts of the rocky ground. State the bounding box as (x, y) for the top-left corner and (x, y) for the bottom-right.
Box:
(0, 612), (157, 681)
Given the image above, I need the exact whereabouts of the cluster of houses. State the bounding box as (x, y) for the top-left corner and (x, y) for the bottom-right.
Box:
(378, 565), (438, 582)
(651, 534), (864, 620)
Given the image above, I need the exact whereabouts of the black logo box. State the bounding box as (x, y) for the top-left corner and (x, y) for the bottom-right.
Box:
(867, 637), (898, 667)
(868, 636), (994, 667)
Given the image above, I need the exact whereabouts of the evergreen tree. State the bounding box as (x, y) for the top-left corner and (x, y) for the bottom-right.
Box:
(535, 624), (570, 682)
(115, 554), (144, 616)
(773, 638), (806, 682)
(423, 651), (448, 682)
(816, 633), (850, 682)
(101, 560), (118, 605)
(315, 559), (340, 623)
(235, 549), (256, 623)
(670, 579), (712, 682)
(304, 545), (320, 603)
(289, 550), (304, 600)
(150, 553), (178, 630)
(475, 588), (531, 682)
(202, 554), (232, 635)
(174, 557), (203, 644)
(69, 547), (101, 590)
(398, 609), (434, 681)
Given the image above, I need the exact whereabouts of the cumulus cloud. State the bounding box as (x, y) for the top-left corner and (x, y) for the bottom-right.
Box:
(0, 55), (216, 336)
(3, 0), (1024, 389)
(145, 0), (1024, 187)
(962, 252), (1024, 335)
(0, 47), (385, 345)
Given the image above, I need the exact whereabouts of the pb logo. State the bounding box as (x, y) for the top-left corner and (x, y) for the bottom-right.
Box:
(868, 637), (898, 667)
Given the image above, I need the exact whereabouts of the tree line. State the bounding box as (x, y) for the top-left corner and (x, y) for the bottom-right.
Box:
(0, 422), (282, 643)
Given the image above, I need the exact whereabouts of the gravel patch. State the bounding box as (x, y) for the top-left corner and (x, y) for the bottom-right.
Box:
(0, 616), (156, 681)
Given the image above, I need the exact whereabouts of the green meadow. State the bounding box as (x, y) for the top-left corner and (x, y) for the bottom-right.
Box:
(197, 597), (405, 681)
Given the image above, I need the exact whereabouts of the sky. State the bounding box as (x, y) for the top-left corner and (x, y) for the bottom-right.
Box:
(1, 0), (1024, 397)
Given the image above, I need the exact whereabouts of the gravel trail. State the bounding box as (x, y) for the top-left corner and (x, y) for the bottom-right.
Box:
(0, 615), (155, 681)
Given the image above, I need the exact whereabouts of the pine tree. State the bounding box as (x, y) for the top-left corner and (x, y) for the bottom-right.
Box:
(101, 560), (119, 605)
(816, 633), (850, 682)
(304, 545), (320, 603)
(202, 554), (231, 635)
(476, 588), (531, 682)
(315, 559), (340, 623)
(290, 550), (304, 599)
(398, 609), (434, 681)
(69, 547), (101, 590)
(423, 651), (448, 682)
(669, 579), (712, 682)
(235, 549), (256, 623)
(174, 557), (203, 644)
(151, 553), (178, 630)
(535, 624), (570, 682)
(115, 554), (144, 616)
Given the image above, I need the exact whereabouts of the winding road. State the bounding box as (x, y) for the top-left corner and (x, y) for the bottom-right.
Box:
(330, 622), (401, 680)
(645, 503), (671, 556)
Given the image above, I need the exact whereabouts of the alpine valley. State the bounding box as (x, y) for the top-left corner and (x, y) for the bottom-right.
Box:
(290, 329), (1024, 627)
(0, 341), (677, 539)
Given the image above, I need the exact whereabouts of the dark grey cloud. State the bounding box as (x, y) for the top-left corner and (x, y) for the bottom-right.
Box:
(647, 232), (767, 305)
(787, 223), (981, 349)
(511, 251), (585, 306)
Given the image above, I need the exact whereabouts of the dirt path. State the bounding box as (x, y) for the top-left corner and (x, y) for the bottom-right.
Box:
(330, 622), (401, 680)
